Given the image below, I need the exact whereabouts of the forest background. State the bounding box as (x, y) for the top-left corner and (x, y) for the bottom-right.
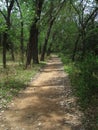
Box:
(0, 0), (98, 129)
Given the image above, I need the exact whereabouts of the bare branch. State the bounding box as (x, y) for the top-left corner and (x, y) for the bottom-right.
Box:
(55, 0), (66, 16)
(15, 0), (23, 18)
(51, 0), (66, 22)
(70, 0), (98, 28)
(84, 7), (98, 28)
(71, 2), (83, 26)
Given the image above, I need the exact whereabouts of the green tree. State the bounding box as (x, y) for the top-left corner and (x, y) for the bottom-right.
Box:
(70, 0), (98, 61)
(26, 0), (44, 68)
(40, 0), (66, 61)
(0, 0), (15, 68)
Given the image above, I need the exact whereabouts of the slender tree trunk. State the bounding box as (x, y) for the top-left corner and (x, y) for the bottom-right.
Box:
(2, 32), (7, 68)
(15, 0), (24, 63)
(81, 29), (86, 59)
(20, 21), (24, 63)
(47, 42), (52, 56)
(10, 43), (15, 61)
(39, 43), (42, 54)
(40, 0), (65, 61)
(26, 43), (32, 68)
(0, 35), (3, 46)
(72, 34), (80, 61)
(32, 27), (39, 64)
(26, 25), (34, 67)
(47, 32), (56, 56)
(40, 19), (54, 61)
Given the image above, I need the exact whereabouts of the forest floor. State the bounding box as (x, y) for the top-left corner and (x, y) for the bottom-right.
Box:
(0, 55), (84, 130)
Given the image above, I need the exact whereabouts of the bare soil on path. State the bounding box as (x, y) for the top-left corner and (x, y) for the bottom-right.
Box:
(0, 55), (84, 130)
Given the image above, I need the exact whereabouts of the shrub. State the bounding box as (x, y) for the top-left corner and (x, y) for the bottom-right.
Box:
(73, 54), (98, 107)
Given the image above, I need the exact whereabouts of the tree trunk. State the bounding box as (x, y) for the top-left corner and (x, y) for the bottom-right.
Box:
(32, 27), (39, 64)
(20, 21), (24, 63)
(0, 0), (15, 68)
(72, 34), (80, 61)
(10, 42), (15, 61)
(81, 29), (86, 59)
(26, 25), (34, 67)
(47, 42), (52, 56)
(0, 35), (3, 46)
(47, 32), (56, 56)
(26, 0), (44, 68)
(39, 43), (42, 54)
(26, 23), (39, 67)
(15, 0), (24, 63)
(2, 33), (7, 68)
(40, 19), (54, 61)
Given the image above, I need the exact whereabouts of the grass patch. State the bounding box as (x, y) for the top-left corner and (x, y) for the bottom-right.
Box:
(0, 61), (46, 109)
(58, 53), (74, 75)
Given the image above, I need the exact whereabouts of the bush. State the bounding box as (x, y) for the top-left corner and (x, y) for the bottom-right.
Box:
(73, 54), (98, 107)
(60, 53), (98, 129)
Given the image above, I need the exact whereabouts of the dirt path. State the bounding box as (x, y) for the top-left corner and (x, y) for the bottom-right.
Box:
(0, 55), (84, 130)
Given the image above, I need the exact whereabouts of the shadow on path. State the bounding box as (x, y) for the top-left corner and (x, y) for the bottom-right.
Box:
(0, 55), (84, 130)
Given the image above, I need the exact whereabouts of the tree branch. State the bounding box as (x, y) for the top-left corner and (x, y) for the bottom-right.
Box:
(8, 0), (14, 14)
(51, 0), (66, 22)
(0, 9), (7, 20)
(84, 7), (98, 28)
(5, 0), (8, 10)
(70, 1), (83, 26)
(15, 0), (23, 18)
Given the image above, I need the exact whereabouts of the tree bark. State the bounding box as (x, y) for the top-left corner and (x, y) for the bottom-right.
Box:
(26, 0), (44, 68)
(2, 33), (7, 68)
(26, 21), (39, 67)
(20, 21), (24, 63)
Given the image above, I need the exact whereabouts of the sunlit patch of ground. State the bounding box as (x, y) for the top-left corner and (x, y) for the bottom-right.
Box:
(0, 55), (84, 130)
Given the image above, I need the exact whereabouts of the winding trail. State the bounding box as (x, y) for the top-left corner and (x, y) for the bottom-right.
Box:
(0, 55), (83, 130)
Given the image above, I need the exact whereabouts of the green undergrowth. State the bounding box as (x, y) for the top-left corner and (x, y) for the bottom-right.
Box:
(59, 53), (98, 130)
(58, 53), (74, 76)
(0, 61), (46, 108)
(59, 53), (98, 106)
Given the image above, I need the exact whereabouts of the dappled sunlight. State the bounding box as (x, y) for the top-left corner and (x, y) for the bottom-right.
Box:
(1, 56), (83, 130)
